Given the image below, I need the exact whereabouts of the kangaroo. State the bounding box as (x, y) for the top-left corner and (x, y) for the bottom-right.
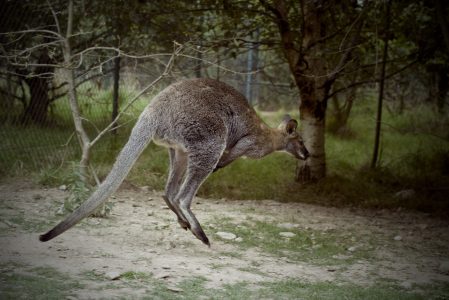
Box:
(39, 78), (309, 246)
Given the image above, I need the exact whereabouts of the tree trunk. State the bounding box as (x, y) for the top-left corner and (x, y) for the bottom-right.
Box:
(297, 103), (326, 181)
(331, 78), (357, 134)
(294, 0), (328, 182)
(371, 0), (392, 169)
(261, 0), (328, 181)
(436, 67), (448, 113)
(22, 77), (50, 124)
(111, 55), (121, 134)
(21, 51), (53, 125)
(263, 0), (361, 182)
(64, 0), (91, 181)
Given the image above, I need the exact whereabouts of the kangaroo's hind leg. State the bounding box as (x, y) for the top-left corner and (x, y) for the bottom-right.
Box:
(176, 144), (224, 246)
(163, 148), (190, 230)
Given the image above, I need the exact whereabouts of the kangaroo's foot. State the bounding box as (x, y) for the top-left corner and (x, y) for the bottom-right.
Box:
(178, 205), (210, 247)
(162, 195), (191, 230)
(191, 225), (210, 247)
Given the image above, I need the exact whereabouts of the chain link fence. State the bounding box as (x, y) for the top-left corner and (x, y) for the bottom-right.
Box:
(0, 51), (297, 176)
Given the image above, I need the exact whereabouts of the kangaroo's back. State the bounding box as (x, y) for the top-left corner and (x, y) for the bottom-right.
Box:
(159, 78), (253, 112)
(146, 78), (261, 148)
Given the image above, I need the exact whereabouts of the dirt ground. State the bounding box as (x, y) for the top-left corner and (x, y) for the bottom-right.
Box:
(1, 179), (449, 299)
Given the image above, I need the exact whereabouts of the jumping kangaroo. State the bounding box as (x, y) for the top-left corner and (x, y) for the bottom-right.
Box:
(39, 78), (309, 246)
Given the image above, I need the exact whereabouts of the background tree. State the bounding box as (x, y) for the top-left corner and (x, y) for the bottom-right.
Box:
(257, 0), (365, 181)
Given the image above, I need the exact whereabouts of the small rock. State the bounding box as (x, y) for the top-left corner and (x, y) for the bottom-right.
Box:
(235, 237), (243, 242)
(165, 241), (176, 250)
(418, 224), (428, 230)
(394, 189), (415, 200)
(147, 211), (154, 216)
(394, 235), (402, 241)
(33, 194), (43, 200)
(58, 184), (67, 191)
(400, 281), (413, 289)
(141, 186), (150, 192)
(347, 246), (357, 252)
(279, 232), (296, 238)
(132, 203), (141, 208)
(105, 271), (122, 280)
(439, 261), (449, 274)
(216, 231), (237, 240)
(167, 286), (183, 293)
(0, 220), (16, 228)
(154, 273), (170, 279)
(278, 223), (299, 230)
(161, 206), (170, 210)
(162, 266), (171, 270)
(148, 197), (154, 201)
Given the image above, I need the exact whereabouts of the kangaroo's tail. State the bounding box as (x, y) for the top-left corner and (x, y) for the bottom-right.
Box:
(39, 114), (154, 242)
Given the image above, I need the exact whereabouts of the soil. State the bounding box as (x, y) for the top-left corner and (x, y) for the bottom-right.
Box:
(1, 179), (448, 298)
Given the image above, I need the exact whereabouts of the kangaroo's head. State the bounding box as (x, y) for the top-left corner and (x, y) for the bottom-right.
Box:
(278, 115), (309, 160)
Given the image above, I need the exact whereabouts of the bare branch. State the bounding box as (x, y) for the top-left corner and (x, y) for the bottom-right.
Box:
(89, 42), (184, 147)
(47, 0), (62, 36)
(328, 59), (419, 99)
(0, 29), (64, 40)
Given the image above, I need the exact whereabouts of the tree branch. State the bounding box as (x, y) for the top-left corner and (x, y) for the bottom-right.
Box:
(89, 42), (183, 147)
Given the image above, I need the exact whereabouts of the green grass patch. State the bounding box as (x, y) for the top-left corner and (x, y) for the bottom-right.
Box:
(0, 264), (83, 300)
(140, 276), (447, 300)
(2, 263), (446, 299)
(252, 280), (445, 300)
(209, 218), (373, 265)
(0, 208), (58, 234)
(120, 271), (153, 281)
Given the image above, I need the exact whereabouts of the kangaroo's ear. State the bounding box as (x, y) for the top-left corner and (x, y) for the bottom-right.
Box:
(278, 115), (298, 135)
(286, 119), (298, 135)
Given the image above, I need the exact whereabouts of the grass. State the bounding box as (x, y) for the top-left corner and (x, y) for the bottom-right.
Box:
(0, 202), (58, 234)
(208, 218), (373, 266)
(2, 262), (448, 299)
(79, 271), (448, 300)
(0, 264), (83, 300)
(1, 85), (448, 213)
(250, 280), (448, 300)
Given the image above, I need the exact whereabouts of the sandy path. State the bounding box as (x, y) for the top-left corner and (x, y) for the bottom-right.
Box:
(1, 179), (448, 298)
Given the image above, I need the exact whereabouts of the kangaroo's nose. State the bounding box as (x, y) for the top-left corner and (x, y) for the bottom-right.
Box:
(303, 149), (309, 160)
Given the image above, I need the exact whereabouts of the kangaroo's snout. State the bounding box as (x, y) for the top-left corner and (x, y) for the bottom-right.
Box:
(299, 148), (309, 160)
(296, 146), (309, 160)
